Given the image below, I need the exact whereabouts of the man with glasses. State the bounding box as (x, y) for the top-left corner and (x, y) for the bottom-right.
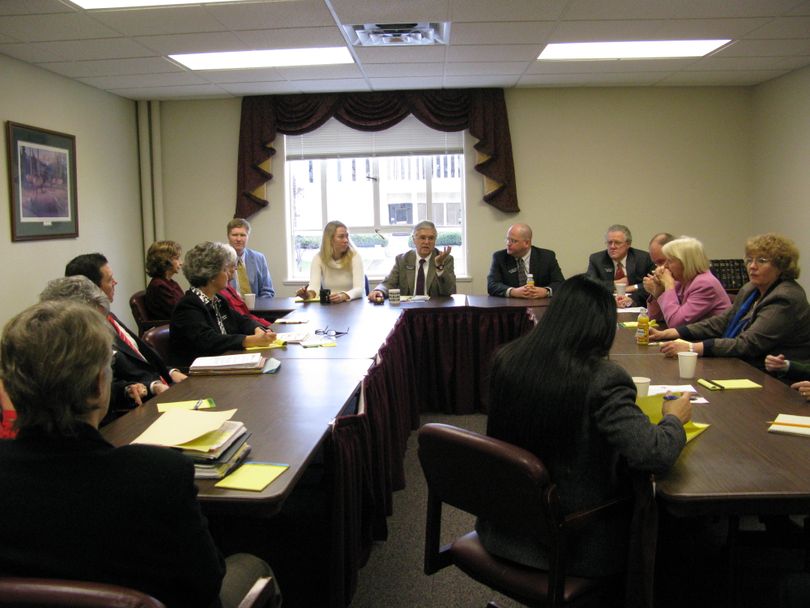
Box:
(587, 224), (655, 307)
(368, 221), (455, 301)
(487, 223), (564, 299)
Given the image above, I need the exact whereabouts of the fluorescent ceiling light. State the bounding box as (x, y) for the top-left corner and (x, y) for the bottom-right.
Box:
(72, 0), (244, 7)
(538, 40), (731, 61)
(170, 47), (354, 70)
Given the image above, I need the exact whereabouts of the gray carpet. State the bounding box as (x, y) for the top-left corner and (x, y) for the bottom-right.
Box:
(350, 414), (807, 608)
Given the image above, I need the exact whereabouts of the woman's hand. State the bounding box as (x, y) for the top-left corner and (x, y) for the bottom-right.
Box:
(659, 340), (701, 357)
(790, 380), (810, 401)
(643, 273), (663, 299)
(658, 267), (676, 291)
(662, 392), (692, 424)
(243, 327), (277, 349)
(329, 292), (350, 303)
(296, 285), (314, 299)
(765, 354), (789, 373)
(649, 327), (678, 342)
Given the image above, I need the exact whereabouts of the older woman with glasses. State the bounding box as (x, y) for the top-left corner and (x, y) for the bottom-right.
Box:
(650, 233), (810, 367)
(170, 242), (276, 368)
(645, 236), (731, 327)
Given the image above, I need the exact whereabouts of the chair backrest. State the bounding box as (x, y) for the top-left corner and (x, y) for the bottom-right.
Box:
(129, 291), (167, 337)
(418, 423), (563, 553)
(709, 259), (748, 293)
(0, 577), (166, 608)
(142, 324), (171, 364)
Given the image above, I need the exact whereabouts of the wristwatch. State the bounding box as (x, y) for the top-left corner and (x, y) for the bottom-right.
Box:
(435, 264), (444, 271)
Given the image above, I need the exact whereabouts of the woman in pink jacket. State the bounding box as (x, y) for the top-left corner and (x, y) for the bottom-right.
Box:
(646, 236), (731, 327)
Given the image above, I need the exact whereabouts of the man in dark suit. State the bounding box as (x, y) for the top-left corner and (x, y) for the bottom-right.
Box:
(487, 223), (564, 298)
(65, 253), (186, 419)
(586, 224), (655, 307)
(0, 301), (277, 608)
(368, 221), (455, 301)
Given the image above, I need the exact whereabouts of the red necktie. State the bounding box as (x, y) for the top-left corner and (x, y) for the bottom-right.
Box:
(615, 262), (625, 280)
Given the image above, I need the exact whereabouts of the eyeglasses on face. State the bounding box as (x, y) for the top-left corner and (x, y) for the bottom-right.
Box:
(744, 256), (771, 266)
(606, 240), (627, 247)
(315, 326), (349, 338)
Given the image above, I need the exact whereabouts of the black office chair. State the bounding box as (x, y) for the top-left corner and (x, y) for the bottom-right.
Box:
(418, 423), (625, 607)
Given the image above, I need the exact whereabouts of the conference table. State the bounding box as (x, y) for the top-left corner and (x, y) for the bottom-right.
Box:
(102, 296), (810, 605)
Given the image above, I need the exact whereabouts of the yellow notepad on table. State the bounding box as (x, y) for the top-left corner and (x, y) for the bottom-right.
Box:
(215, 463), (289, 491)
(636, 395), (709, 443)
(697, 378), (762, 390)
(294, 296), (320, 303)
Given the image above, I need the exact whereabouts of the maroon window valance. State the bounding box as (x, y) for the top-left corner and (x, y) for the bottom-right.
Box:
(235, 88), (518, 219)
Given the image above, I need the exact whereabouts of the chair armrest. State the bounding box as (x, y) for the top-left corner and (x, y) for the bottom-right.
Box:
(236, 576), (276, 608)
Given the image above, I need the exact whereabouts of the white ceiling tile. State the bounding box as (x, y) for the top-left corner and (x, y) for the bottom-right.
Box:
(109, 83), (232, 100)
(195, 67), (285, 84)
(446, 44), (540, 62)
(294, 78), (371, 92)
(444, 74), (520, 87)
(368, 76), (445, 90)
(88, 6), (225, 37)
(450, 21), (555, 45)
(519, 71), (665, 86)
(31, 37), (154, 61)
(0, 0), (73, 16)
(133, 31), (248, 54)
(329, 0), (450, 24)
(694, 55), (810, 71)
(39, 56), (183, 77)
(450, 0), (567, 22)
(786, 1), (810, 16)
(354, 45), (446, 63)
(207, 0), (335, 29)
(235, 27), (346, 49)
(362, 62), (444, 77)
(0, 42), (73, 63)
(718, 38), (810, 56)
(218, 80), (310, 95)
(0, 13), (119, 42)
(746, 16), (810, 39)
(563, 0), (801, 20)
(277, 63), (364, 80)
(444, 61), (528, 76)
(78, 71), (207, 89)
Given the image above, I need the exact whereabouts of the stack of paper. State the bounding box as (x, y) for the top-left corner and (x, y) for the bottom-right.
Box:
(131, 409), (251, 479)
(635, 395), (710, 443)
(768, 414), (810, 438)
(190, 353), (265, 375)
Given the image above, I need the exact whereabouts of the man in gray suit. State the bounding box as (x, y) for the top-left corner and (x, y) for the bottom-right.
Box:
(368, 221), (455, 301)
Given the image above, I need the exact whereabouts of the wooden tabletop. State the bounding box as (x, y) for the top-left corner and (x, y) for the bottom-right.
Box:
(102, 358), (372, 516)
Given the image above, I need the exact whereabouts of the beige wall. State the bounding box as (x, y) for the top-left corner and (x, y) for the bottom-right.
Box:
(0, 54), (140, 329)
(752, 65), (810, 293)
(161, 87), (757, 296)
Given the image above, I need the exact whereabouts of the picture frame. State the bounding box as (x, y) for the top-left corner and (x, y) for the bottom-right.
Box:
(6, 121), (78, 241)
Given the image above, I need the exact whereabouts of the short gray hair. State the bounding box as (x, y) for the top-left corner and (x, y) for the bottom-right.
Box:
(1, 301), (113, 436)
(606, 224), (632, 244)
(40, 276), (110, 314)
(413, 221), (437, 236)
(183, 241), (231, 287)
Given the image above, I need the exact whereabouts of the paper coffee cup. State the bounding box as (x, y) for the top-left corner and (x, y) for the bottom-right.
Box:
(244, 293), (256, 309)
(389, 289), (401, 304)
(615, 283), (627, 297)
(678, 351), (698, 379)
(632, 376), (651, 397)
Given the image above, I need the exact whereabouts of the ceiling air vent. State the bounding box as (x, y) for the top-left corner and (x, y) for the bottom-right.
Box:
(343, 22), (450, 46)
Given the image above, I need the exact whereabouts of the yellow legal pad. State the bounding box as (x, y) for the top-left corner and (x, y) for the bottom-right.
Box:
(215, 463), (289, 491)
(697, 378), (762, 390)
(245, 339), (286, 350)
(636, 395), (709, 443)
(294, 296), (320, 303)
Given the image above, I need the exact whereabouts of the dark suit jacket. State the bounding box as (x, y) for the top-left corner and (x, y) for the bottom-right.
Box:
(145, 277), (184, 319)
(487, 246), (565, 297)
(374, 249), (456, 297)
(0, 424), (225, 608)
(586, 248), (655, 306)
(170, 290), (262, 368)
(109, 313), (173, 422)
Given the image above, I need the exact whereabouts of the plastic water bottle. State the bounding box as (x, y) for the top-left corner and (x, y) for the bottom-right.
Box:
(636, 308), (650, 345)
(526, 273), (535, 287)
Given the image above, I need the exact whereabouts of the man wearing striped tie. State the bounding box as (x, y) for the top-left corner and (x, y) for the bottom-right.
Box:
(487, 223), (565, 299)
(227, 218), (275, 299)
(586, 224), (655, 307)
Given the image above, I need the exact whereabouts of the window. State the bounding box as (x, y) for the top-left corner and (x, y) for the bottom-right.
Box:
(285, 116), (466, 280)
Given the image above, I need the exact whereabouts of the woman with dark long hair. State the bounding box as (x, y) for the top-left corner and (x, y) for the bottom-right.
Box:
(479, 274), (691, 577)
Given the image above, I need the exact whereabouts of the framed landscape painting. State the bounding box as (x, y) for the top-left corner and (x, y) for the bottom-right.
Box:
(6, 122), (78, 241)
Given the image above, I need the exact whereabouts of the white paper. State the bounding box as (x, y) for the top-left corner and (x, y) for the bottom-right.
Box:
(131, 408), (236, 447)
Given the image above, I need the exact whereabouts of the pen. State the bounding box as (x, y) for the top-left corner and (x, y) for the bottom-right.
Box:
(766, 420), (810, 429)
(663, 394), (679, 401)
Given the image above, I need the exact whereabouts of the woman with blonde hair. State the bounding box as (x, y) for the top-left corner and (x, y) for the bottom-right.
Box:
(651, 233), (810, 367)
(645, 236), (730, 327)
(297, 221), (365, 303)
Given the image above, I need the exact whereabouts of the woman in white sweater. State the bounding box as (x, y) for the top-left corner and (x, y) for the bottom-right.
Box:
(298, 221), (365, 302)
